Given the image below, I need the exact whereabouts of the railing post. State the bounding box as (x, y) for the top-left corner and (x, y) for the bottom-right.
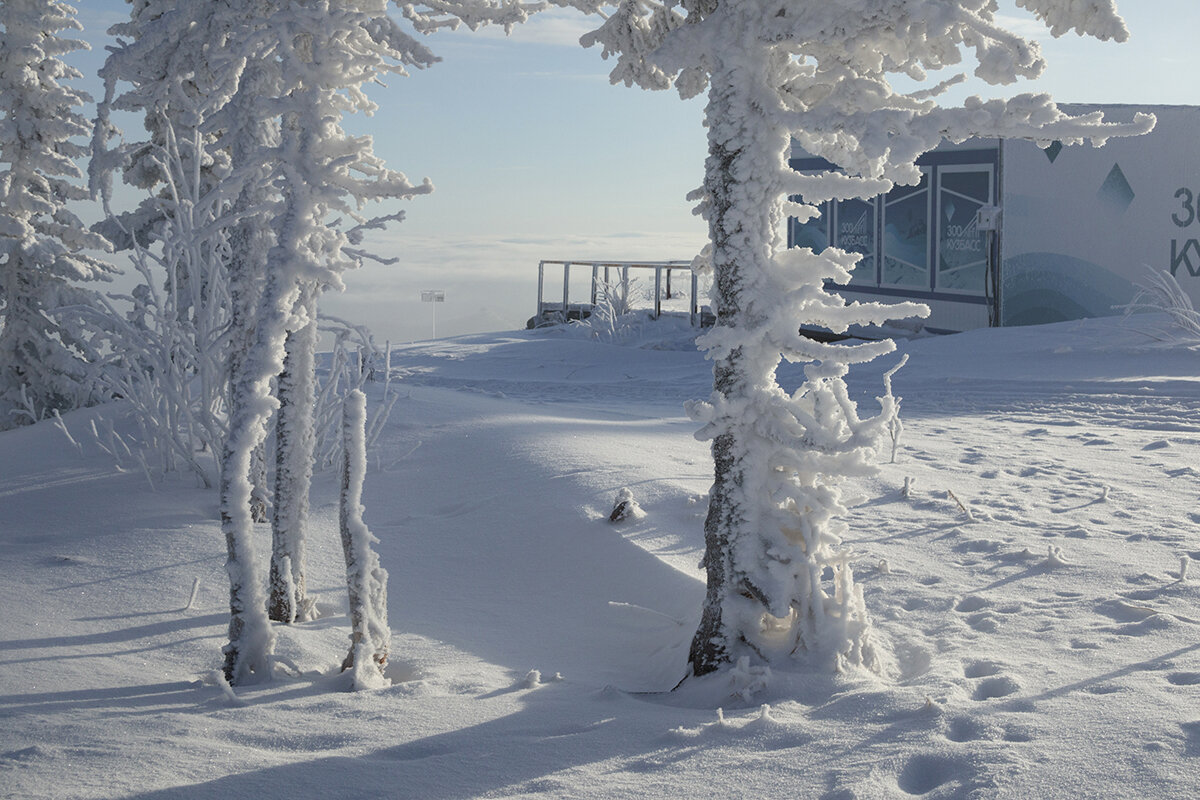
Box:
(621, 265), (630, 312)
(690, 269), (699, 326)
(654, 266), (662, 319)
(537, 261), (545, 320)
(591, 264), (600, 306)
(562, 262), (571, 320)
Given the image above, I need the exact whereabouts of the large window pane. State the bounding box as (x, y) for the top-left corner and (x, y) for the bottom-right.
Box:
(937, 168), (992, 293)
(882, 174), (930, 288)
(835, 197), (876, 285)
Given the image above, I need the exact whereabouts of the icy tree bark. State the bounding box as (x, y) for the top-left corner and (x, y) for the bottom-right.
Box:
(339, 389), (390, 690)
(688, 70), (762, 675)
(269, 286), (318, 623)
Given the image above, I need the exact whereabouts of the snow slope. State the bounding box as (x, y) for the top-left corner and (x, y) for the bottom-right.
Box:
(2, 314), (1199, 799)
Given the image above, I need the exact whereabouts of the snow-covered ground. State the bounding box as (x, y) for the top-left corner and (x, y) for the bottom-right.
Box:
(2, 314), (1199, 799)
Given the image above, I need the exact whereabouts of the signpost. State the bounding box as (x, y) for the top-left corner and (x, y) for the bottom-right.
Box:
(420, 290), (444, 339)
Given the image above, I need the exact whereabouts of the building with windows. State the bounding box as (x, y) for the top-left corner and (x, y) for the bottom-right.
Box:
(788, 105), (1200, 333)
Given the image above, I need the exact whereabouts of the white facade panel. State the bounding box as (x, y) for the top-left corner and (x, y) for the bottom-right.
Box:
(788, 106), (1200, 334)
(999, 104), (1200, 326)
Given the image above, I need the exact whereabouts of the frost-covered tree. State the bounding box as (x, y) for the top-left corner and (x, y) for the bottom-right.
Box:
(572, 0), (1154, 680)
(0, 0), (113, 429)
(91, 1), (275, 493)
(338, 389), (390, 690)
(210, 0), (436, 683)
(95, 0), (549, 683)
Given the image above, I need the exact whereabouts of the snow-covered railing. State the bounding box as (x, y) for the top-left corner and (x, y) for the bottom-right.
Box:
(535, 260), (703, 327)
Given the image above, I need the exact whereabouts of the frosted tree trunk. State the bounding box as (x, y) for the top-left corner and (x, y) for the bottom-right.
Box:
(249, 444), (269, 523)
(339, 389), (390, 690)
(225, 213), (271, 530)
(269, 285), (318, 623)
(219, 386), (276, 684)
(689, 64), (778, 676)
(686, 45), (891, 679)
(223, 55), (277, 526)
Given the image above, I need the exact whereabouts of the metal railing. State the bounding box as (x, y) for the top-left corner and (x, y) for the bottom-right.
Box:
(535, 260), (703, 326)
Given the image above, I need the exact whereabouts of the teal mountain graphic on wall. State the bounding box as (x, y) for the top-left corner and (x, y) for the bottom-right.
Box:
(1002, 252), (1135, 326)
(1098, 163), (1135, 213)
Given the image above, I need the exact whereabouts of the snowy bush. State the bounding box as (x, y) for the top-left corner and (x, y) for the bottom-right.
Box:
(313, 318), (400, 471)
(1122, 268), (1200, 345)
(87, 122), (236, 487)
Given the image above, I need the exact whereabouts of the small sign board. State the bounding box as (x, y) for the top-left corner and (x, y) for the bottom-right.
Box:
(420, 290), (445, 303)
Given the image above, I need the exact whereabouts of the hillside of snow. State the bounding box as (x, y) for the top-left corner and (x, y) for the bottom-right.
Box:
(2, 314), (1199, 799)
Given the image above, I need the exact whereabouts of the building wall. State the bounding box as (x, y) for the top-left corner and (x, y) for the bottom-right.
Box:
(788, 106), (1200, 333)
(1000, 104), (1200, 327)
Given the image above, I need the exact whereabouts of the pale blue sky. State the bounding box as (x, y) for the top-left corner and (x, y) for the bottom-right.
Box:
(68, 1), (1198, 341)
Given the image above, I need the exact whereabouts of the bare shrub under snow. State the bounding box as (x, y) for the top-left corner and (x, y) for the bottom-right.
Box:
(1122, 268), (1200, 344)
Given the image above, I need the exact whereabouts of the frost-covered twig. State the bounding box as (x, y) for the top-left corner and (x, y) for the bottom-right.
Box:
(607, 601), (686, 626)
(884, 355), (908, 463)
(946, 489), (975, 522)
(51, 411), (83, 455)
(185, 577), (202, 611)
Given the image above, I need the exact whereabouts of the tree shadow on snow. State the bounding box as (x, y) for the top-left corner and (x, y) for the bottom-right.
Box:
(0, 680), (206, 716)
(119, 681), (744, 800)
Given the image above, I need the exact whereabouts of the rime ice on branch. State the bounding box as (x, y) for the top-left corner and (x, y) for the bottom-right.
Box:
(570, 0), (1154, 680)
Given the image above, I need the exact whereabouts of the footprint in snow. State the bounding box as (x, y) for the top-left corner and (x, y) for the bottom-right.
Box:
(1181, 722), (1200, 758)
(963, 660), (1003, 679)
(966, 613), (999, 633)
(1003, 725), (1034, 743)
(895, 753), (984, 797)
(972, 676), (1021, 701)
(944, 715), (987, 742)
(1166, 672), (1200, 686)
(953, 539), (1002, 554)
(955, 596), (989, 613)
